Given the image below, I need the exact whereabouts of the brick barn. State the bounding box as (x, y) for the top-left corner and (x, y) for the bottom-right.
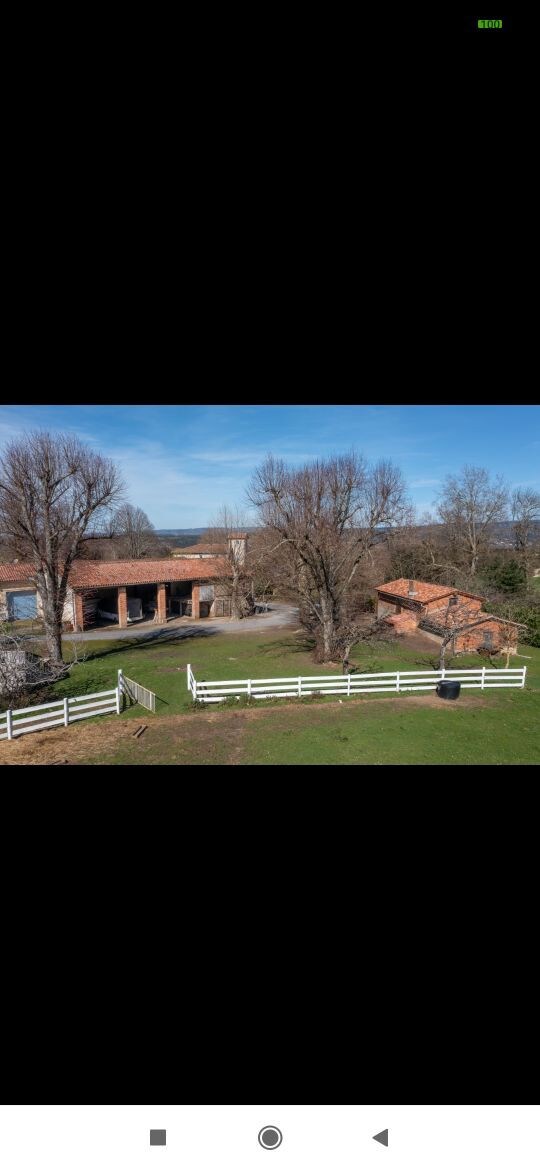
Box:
(0, 550), (238, 632)
(376, 578), (525, 655)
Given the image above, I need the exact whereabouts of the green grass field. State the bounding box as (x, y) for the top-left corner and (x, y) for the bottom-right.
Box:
(16, 627), (534, 766)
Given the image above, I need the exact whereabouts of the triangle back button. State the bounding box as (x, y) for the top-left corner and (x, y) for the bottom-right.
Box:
(373, 1129), (389, 1147)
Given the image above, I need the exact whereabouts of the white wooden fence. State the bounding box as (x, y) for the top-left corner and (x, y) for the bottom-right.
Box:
(0, 686), (120, 740)
(119, 669), (156, 713)
(186, 663), (526, 703)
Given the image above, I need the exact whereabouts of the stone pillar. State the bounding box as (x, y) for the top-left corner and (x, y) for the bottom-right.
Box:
(191, 583), (200, 619)
(157, 582), (167, 623)
(74, 592), (85, 632)
(118, 586), (128, 629)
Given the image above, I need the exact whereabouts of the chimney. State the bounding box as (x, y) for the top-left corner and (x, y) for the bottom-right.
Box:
(408, 579), (416, 596)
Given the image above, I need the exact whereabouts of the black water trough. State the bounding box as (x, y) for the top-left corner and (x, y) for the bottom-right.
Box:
(436, 680), (461, 700)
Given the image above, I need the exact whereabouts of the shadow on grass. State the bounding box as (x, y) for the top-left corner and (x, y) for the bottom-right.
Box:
(66, 625), (218, 662)
(257, 635), (316, 656)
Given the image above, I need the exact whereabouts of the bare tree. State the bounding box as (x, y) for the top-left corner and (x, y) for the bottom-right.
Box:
(0, 431), (124, 663)
(511, 487), (540, 579)
(203, 506), (253, 619)
(113, 503), (158, 559)
(436, 465), (508, 577)
(419, 595), (489, 670)
(0, 623), (70, 708)
(334, 616), (396, 674)
(247, 452), (409, 661)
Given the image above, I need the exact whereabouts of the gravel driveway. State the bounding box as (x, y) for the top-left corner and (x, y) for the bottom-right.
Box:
(61, 602), (300, 643)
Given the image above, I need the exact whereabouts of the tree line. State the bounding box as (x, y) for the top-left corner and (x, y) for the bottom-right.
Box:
(1, 430), (539, 676)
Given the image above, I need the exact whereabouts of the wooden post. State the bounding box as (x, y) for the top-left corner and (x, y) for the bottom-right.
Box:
(64, 698), (69, 726)
(247, 678), (251, 699)
(396, 672), (400, 693)
(7, 709), (13, 741)
(298, 677), (302, 698)
(116, 687), (121, 715)
(522, 667), (526, 688)
(191, 583), (200, 620)
(187, 664), (191, 692)
(481, 666), (485, 690)
(347, 673), (351, 697)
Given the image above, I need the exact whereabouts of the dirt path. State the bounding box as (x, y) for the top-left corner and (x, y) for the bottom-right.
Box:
(0, 691), (487, 766)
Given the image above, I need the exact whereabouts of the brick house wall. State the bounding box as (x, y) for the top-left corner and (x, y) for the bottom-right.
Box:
(454, 620), (519, 654)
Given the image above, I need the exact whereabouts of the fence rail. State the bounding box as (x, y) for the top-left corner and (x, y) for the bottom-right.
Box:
(1, 669), (159, 742)
(186, 664), (527, 703)
(119, 670), (156, 713)
(0, 686), (119, 740)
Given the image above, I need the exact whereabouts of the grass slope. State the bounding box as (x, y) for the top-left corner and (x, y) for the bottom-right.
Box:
(2, 630), (537, 765)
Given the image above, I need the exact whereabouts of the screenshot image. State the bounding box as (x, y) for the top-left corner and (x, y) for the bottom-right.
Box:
(0, 404), (538, 768)
(0, 1105), (538, 1168)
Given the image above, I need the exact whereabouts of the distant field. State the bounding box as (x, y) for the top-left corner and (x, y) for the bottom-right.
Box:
(1, 629), (538, 766)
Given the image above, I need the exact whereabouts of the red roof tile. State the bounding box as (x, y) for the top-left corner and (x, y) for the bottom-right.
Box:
(69, 557), (229, 587)
(0, 562), (38, 582)
(376, 578), (485, 604)
(0, 558), (229, 587)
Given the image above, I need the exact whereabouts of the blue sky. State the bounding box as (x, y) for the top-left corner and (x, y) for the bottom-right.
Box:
(0, 405), (538, 528)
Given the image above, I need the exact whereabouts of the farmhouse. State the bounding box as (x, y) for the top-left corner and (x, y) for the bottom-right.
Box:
(0, 536), (247, 631)
(376, 577), (525, 654)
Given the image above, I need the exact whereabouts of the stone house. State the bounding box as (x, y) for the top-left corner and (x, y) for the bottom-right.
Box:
(376, 578), (525, 654)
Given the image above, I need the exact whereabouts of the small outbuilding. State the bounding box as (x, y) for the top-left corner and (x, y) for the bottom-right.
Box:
(376, 578), (525, 655)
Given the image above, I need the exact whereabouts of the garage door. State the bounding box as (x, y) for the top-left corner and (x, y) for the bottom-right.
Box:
(7, 590), (38, 620)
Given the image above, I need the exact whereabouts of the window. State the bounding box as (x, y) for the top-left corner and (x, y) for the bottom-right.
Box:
(449, 595), (458, 607)
(482, 630), (494, 648)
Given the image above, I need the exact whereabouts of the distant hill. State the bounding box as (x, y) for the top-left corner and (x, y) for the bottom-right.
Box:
(156, 528), (207, 535)
(156, 527), (259, 537)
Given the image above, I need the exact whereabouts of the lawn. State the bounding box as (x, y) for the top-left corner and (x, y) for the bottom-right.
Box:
(2, 628), (538, 765)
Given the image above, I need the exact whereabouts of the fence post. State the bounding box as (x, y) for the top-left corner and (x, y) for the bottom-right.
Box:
(298, 677), (302, 698)
(481, 666), (485, 691)
(64, 697), (69, 726)
(347, 673), (351, 697)
(396, 672), (400, 693)
(187, 664), (191, 692)
(116, 687), (121, 715)
(441, 667), (445, 681)
(247, 678), (251, 699)
(7, 709), (13, 740)
(522, 666), (526, 688)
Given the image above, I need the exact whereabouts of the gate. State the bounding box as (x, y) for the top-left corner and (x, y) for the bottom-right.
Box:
(118, 669), (156, 713)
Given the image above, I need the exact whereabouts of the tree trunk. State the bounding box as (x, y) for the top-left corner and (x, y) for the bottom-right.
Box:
(438, 635), (449, 671)
(320, 593), (335, 660)
(44, 618), (63, 663)
(40, 585), (64, 664)
(231, 571), (242, 620)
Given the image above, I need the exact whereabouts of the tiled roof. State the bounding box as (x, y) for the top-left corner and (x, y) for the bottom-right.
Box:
(376, 578), (485, 604)
(0, 562), (38, 582)
(69, 557), (229, 587)
(0, 558), (229, 587)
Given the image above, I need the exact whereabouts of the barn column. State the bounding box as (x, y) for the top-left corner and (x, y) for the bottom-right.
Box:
(118, 586), (128, 629)
(74, 592), (85, 632)
(157, 582), (167, 624)
(191, 583), (200, 619)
